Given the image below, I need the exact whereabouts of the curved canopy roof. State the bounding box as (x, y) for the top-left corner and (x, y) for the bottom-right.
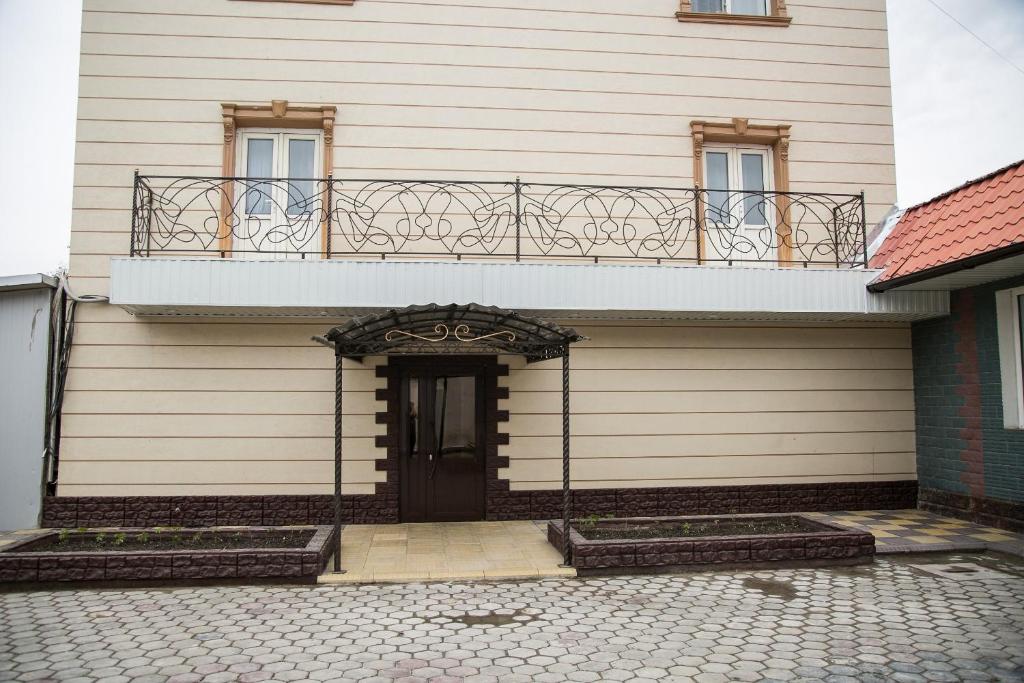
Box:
(324, 303), (585, 363)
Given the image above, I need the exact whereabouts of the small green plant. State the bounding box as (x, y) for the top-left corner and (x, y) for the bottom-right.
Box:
(678, 522), (692, 535)
(57, 529), (71, 544)
(135, 532), (149, 544)
(94, 533), (106, 545)
(576, 514), (605, 531)
(77, 526), (87, 533)
(191, 532), (203, 545)
(112, 532), (127, 546)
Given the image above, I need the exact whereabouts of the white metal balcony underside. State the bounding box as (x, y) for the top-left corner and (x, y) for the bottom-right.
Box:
(109, 258), (948, 321)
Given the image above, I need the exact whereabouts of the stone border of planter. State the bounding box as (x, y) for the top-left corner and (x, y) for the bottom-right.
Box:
(0, 526), (337, 585)
(548, 514), (874, 574)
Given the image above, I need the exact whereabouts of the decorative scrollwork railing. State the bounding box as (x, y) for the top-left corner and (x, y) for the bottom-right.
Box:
(130, 173), (868, 267)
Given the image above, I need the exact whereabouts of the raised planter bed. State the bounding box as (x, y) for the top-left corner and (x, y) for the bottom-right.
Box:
(0, 526), (337, 585)
(548, 514), (874, 574)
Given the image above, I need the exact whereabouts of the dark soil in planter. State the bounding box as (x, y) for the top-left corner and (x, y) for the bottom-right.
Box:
(573, 516), (823, 540)
(17, 529), (315, 553)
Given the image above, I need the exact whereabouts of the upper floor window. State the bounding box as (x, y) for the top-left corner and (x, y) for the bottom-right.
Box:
(240, 130), (321, 217)
(693, 0), (768, 16)
(236, 129), (323, 259)
(677, 0), (791, 25)
(703, 144), (772, 228)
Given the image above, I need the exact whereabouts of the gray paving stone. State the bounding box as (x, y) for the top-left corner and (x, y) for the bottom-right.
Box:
(3, 553), (1024, 683)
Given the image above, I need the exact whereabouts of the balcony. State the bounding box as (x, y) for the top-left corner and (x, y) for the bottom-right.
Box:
(130, 174), (869, 267)
(111, 174), (948, 321)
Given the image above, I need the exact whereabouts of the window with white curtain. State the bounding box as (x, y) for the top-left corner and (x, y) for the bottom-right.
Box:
(995, 286), (1024, 429)
(692, 0), (769, 15)
(703, 144), (772, 227)
(239, 130), (320, 216)
(235, 129), (323, 258)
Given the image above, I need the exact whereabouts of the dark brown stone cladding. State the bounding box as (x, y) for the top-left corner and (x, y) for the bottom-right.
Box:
(548, 517), (875, 571)
(919, 487), (1024, 533)
(378, 357), (511, 522)
(488, 480), (918, 521)
(42, 480), (917, 528)
(0, 526), (336, 584)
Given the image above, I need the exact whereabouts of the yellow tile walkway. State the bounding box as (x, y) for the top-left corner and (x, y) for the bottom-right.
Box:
(809, 509), (1023, 554)
(318, 520), (576, 584)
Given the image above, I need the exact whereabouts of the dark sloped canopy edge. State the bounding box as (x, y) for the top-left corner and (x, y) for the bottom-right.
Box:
(322, 303), (586, 363)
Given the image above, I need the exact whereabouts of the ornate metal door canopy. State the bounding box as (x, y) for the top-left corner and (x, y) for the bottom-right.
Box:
(322, 303), (585, 363)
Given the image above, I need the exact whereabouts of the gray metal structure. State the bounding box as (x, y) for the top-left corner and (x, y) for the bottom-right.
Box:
(0, 274), (56, 530)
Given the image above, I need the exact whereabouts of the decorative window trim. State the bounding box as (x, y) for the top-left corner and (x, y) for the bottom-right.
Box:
(691, 118), (792, 263)
(231, 0), (354, 6)
(677, 0), (791, 26)
(220, 100), (336, 256)
(995, 286), (1024, 429)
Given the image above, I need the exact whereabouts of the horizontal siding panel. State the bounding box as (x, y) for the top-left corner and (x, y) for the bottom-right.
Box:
(60, 413), (382, 438)
(61, 436), (376, 461)
(59, 460), (377, 485)
(81, 7), (888, 51)
(76, 102), (897, 144)
(58, 483), (373, 495)
(73, 143), (894, 179)
(65, 344), (911, 371)
(81, 36), (892, 85)
(70, 131), (897, 167)
(69, 320), (909, 347)
(509, 472), (913, 490)
(504, 389), (914, 414)
(85, 0), (886, 21)
(78, 55), (891, 107)
(506, 411), (914, 437)
(501, 432), (916, 458)
(508, 369), (912, 392)
(66, 368), (374, 392)
(77, 78), (894, 126)
(63, 390), (362, 415)
(504, 451), (913, 482)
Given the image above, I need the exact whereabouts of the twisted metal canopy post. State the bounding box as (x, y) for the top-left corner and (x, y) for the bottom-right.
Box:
(317, 303), (586, 571)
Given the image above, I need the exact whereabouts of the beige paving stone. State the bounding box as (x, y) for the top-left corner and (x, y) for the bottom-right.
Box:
(326, 520), (575, 584)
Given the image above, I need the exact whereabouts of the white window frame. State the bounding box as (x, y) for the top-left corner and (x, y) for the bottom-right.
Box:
(235, 128), (324, 258)
(996, 286), (1024, 429)
(693, 0), (770, 16)
(702, 143), (774, 228)
(238, 129), (322, 186)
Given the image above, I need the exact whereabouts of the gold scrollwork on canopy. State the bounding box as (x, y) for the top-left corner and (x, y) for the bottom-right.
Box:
(384, 324), (517, 344)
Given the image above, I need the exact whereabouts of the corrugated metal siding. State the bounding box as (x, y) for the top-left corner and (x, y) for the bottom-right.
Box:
(110, 258), (949, 321)
(0, 287), (53, 529)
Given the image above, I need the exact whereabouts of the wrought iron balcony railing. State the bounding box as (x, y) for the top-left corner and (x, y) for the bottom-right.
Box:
(130, 173), (868, 267)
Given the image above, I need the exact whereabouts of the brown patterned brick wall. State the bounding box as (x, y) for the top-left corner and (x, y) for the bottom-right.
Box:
(42, 480), (916, 528)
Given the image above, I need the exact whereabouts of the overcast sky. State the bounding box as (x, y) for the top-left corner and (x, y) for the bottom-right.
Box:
(0, 0), (1022, 277)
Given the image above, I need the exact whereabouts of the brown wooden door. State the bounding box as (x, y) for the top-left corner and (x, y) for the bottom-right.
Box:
(398, 359), (486, 522)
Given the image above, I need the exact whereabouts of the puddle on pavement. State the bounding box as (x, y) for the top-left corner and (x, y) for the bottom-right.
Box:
(741, 577), (797, 600)
(825, 565), (874, 577)
(884, 550), (1024, 580)
(429, 608), (539, 627)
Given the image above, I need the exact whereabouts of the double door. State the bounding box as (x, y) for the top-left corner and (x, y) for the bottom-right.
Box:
(398, 360), (486, 522)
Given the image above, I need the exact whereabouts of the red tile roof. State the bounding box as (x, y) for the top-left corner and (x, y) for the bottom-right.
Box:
(870, 159), (1024, 287)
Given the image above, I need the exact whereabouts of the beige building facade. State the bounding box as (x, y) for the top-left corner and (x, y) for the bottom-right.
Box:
(54, 0), (947, 525)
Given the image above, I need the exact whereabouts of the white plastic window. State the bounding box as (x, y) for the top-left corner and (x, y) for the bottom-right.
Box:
(703, 145), (772, 227)
(995, 286), (1024, 429)
(692, 0), (769, 16)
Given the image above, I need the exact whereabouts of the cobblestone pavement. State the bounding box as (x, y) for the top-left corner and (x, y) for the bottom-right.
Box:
(2, 552), (1024, 683)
